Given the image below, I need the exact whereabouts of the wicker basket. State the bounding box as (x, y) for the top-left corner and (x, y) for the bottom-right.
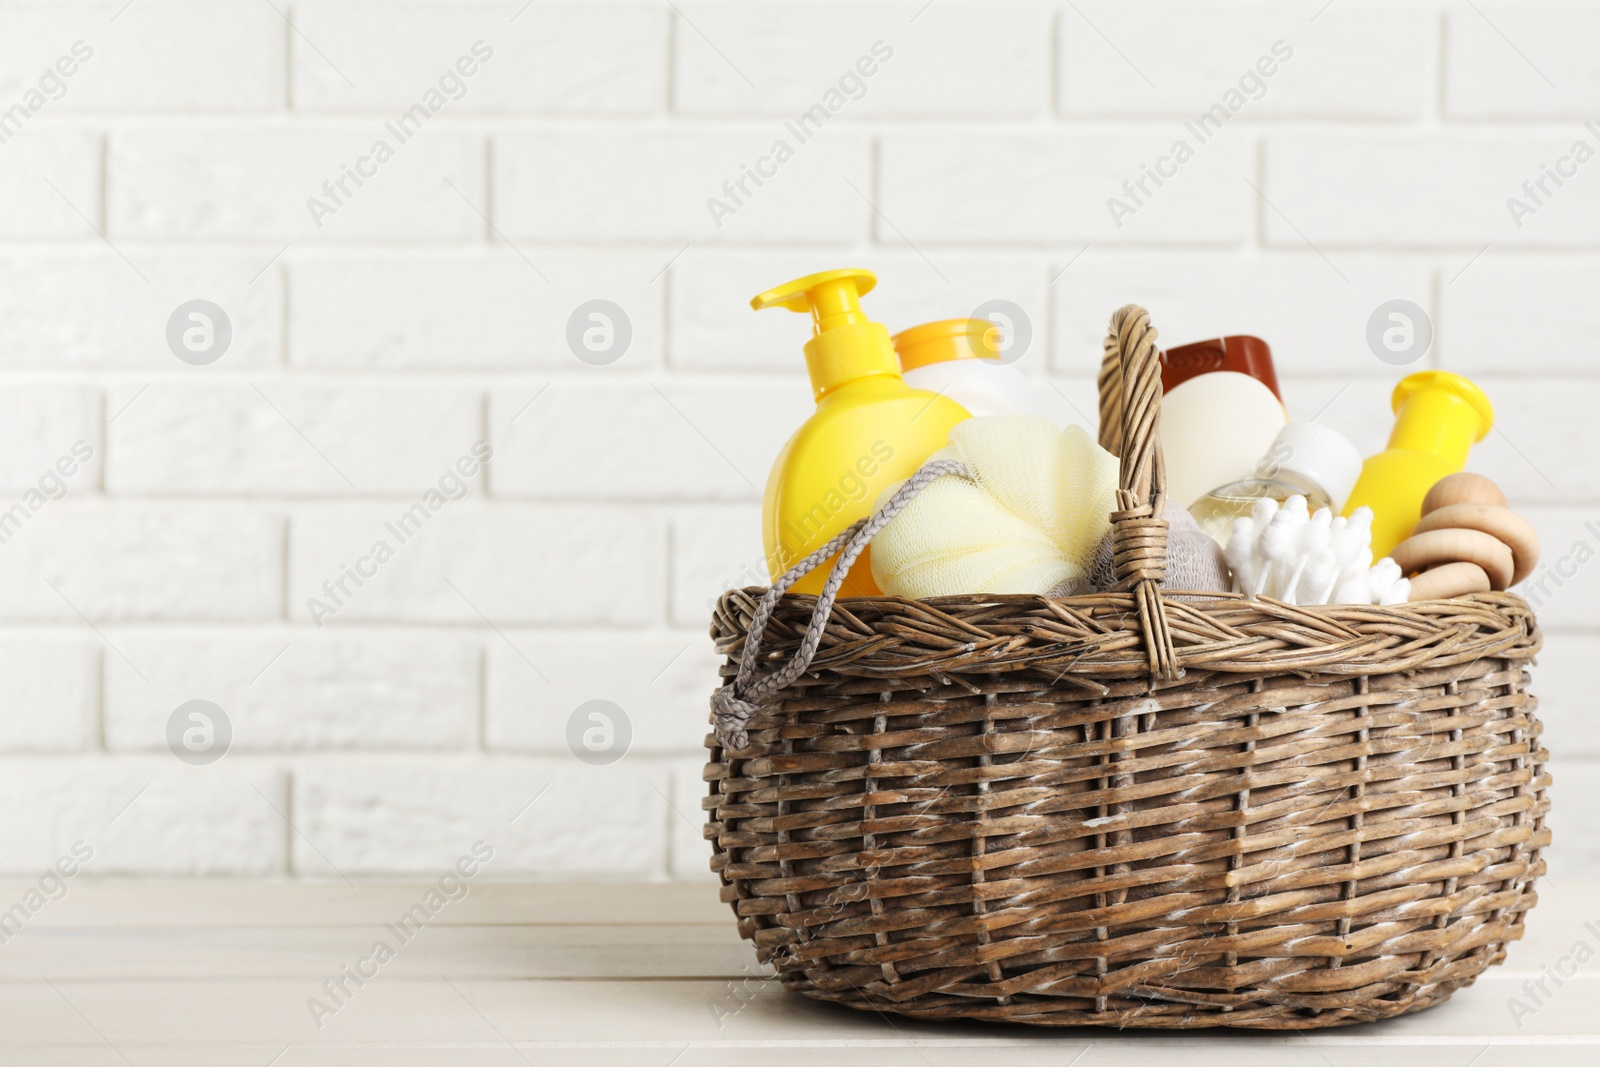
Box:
(703, 305), (1549, 1030)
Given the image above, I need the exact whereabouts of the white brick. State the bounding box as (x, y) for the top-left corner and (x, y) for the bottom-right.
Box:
(1051, 252), (1433, 378)
(1059, 3), (1428, 119)
(880, 132), (1254, 244)
(0, 252), (282, 369)
(291, 758), (669, 877)
(0, 506), (282, 622)
(492, 129), (868, 243)
(292, 2), (665, 114)
(0, 129), (100, 238)
(289, 505), (662, 626)
(669, 504), (764, 627)
(1264, 135), (1600, 247)
(669, 757), (715, 881)
(289, 252), (664, 369)
(107, 384), (483, 496)
(0, 644), (97, 751)
(485, 632), (719, 754)
(1441, 256), (1600, 374)
(1542, 755), (1600, 879)
(106, 640), (479, 752)
(1511, 508), (1600, 629)
(1531, 633), (1600, 760)
(1444, 6), (1600, 118)
(0, 388), (99, 491)
(108, 126), (484, 241)
(669, 251), (1049, 372)
(0, 2), (282, 112)
(675, 2), (1046, 118)
(489, 383), (804, 501)
(0, 758), (286, 875)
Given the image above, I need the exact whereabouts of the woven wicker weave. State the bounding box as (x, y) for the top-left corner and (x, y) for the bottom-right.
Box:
(703, 305), (1549, 1029)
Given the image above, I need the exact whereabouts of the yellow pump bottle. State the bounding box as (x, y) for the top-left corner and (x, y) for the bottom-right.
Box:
(1343, 370), (1495, 559)
(755, 269), (971, 597)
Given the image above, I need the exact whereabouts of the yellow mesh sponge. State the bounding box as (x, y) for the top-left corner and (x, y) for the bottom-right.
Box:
(871, 416), (1119, 599)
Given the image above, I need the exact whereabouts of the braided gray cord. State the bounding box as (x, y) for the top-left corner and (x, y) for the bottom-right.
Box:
(710, 458), (969, 750)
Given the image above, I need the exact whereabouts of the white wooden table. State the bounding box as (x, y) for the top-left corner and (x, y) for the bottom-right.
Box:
(2, 879), (1595, 1065)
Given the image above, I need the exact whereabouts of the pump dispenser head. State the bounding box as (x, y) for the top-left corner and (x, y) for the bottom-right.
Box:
(751, 269), (900, 400)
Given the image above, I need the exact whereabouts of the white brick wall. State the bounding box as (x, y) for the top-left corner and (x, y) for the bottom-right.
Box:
(0, 2), (285, 112)
(0, 252), (284, 368)
(106, 639), (481, 751)
(0, 0), (1593, 882)
(674, 3), (1047, 117)
(1057, 4), (1432, 119)
(108, 383), (485, 495)
(110, 125), (486, 241)
(289, 252), (666, 369)
(0, 130), (100, 237)
(494, 128), (872, 242)
(290, 2), (669, 114)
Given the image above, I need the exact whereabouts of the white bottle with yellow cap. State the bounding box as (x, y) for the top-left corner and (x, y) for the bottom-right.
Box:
(894, 318), (1037, 419)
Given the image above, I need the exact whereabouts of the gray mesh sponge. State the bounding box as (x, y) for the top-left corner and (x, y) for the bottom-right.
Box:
(1050, 505), (1228, 597)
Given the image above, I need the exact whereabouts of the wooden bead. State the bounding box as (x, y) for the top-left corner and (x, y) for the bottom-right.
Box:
(1415, 503), (1541, 585)
(1408, 561), (1492, 602)
(1422, 472), (1507, 514)
(1392, 527), (1514, 591)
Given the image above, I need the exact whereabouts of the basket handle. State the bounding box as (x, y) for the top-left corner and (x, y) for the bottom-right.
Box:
(1098, 305), (1179, 682)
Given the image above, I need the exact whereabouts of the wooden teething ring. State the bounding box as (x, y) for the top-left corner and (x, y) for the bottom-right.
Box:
(1407, 560), (1493, 601)
(1415, 503), (1540, 586)
(1392, 527), (1514, 591)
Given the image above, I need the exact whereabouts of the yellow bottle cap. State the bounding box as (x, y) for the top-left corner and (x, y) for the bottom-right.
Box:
(892, 319), (1003, 372)
(1388, 370), (1494, 468)
(751, 269), (899, 400)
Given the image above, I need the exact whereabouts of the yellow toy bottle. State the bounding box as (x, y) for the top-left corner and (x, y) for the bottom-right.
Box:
(1343, 370), (1495, 559)
(754, 269), (971, 598)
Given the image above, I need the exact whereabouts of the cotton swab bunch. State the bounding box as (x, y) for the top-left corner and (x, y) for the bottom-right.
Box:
(1222, 496), (1410, 605)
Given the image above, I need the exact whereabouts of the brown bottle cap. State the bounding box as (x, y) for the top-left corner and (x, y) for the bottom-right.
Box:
(1162, 336), (1281, 402)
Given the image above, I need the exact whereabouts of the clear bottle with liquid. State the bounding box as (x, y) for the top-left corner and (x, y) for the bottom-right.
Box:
(1189, 421), (1363, 546)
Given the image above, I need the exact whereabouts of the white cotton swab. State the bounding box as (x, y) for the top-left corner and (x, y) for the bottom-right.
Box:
(1380, 577), (1412, 606)
(1299, 547), (1341, 605)
(1225, 517), (1260, 597)
(1249, 497), (1280, 550)
(1223, 500), (1406, 607)
(1327, 514), (1357, 562)
(1258, 509), (1302, 600)
(1333, 574), (1371, 605)
(1345, 506), (1374, 547)
(1283, 506), (1331, 605)
(1268, 497), (1314, 597)
(1367, 558), (1404, 604)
